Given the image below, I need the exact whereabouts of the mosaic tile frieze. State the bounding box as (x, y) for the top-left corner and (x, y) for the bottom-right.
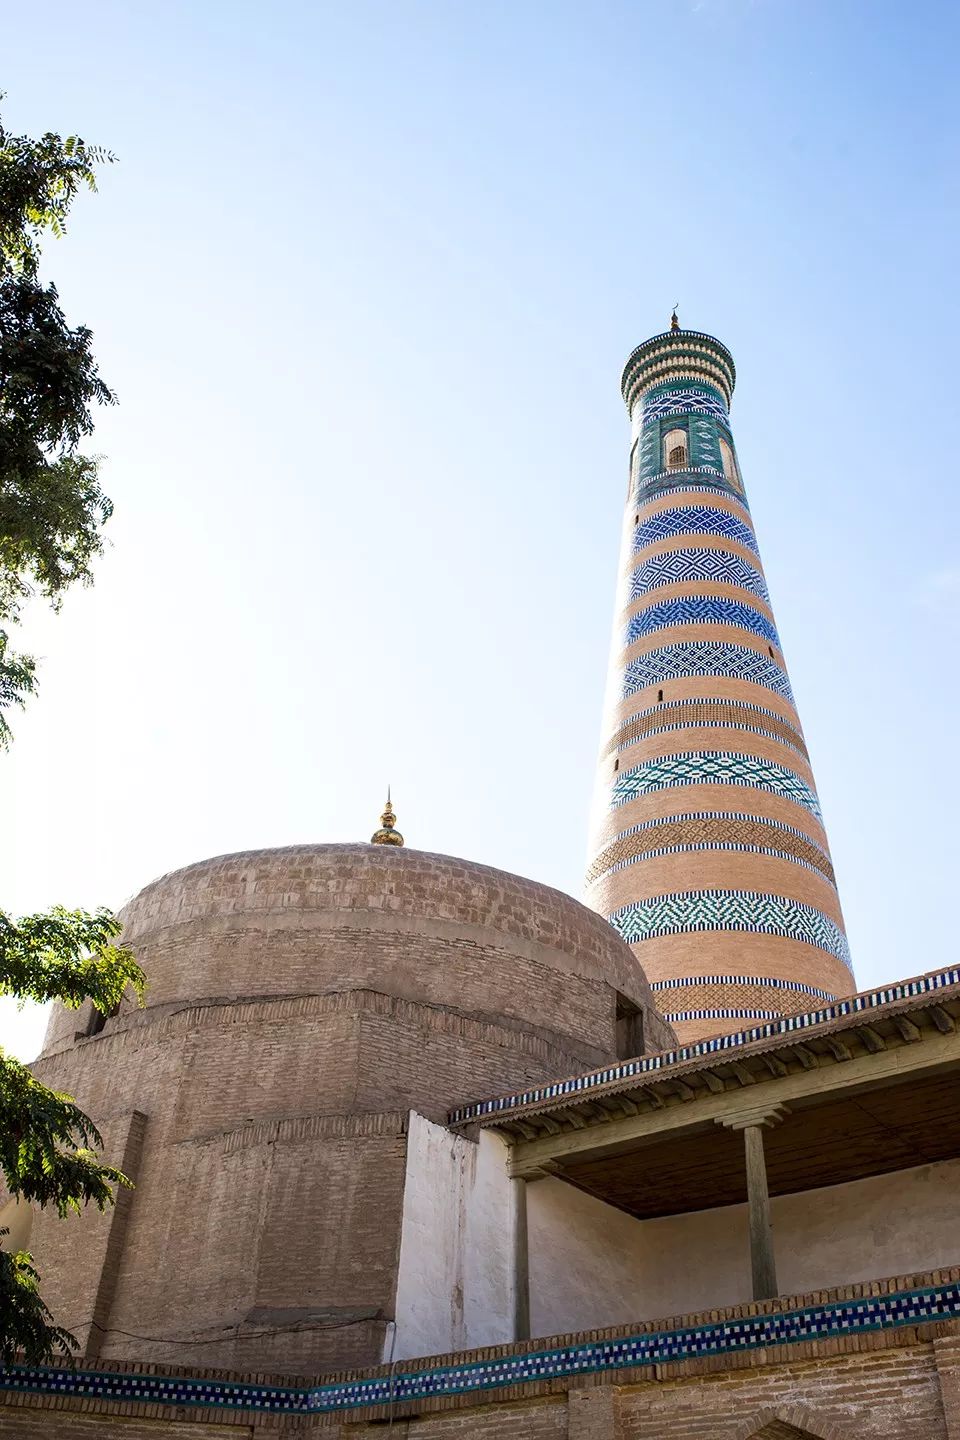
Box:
(652, 973), (837, 999)
(585, 812), (835, 888)
(621, 643), (794, 705)
(640, 386), (730, 427)
(603, 699), (807, 761)
(630, 548), (770, 606)
(623, 596), (780, 650)
(632, 506), (759, 559)
(655, 978), (839, 1023)
(635, 474), (749, 509)
(609, 890), (852, 970)
(634, 484), (752, 528)
(452, 968), (959, 1123)
(5, 1282), (960, 1416)
(610, 751), (824, 824)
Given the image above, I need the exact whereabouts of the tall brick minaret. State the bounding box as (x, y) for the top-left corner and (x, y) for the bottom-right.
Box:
(585, 318), (854, 1043)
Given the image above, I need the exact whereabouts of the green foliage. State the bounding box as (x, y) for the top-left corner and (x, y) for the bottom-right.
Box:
(0, 911), (145, 1363)
(0, 96), (116, 744)
(0, 1241), (76, 1365)
(0, 98), (139, 1368)
(0, 907), (144, 1010)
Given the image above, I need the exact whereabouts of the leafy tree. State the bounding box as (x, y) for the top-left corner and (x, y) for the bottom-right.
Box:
(0, 100), (116, 743)
(0, 99), (145, 1366)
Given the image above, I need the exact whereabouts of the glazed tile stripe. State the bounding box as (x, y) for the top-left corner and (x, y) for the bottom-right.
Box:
(663, 1008), (784, 1021)
(585, 815), (836, 888)
(630, 549), (770, 606)
(621, 643), (794, 705)
(611, 752), (823, 825)
(608, 720), (807, 764)
(651, 974), (837, 1000)
(623, 597), (780, 649)
(603, 699), (806, 760)
(636, 485), (752, 528)
(588, 811), (829, 874)
(6, 1284), (959, 1415)
(636, 475), (748, 508)
(608, 891), (851, 970)
(632, 507), (759, 559)
(449, 967), (960, 1126)
(640, 386), (729, 425)
(588, 838), (835, 889)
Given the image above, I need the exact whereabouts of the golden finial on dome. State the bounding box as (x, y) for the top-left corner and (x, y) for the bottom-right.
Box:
(670, 305), (680, 331)
(371, 787), (404, 846)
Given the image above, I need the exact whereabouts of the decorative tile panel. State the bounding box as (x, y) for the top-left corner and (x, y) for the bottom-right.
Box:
(7, 1281), (960, 1415)
(621, 643), (794, 705)
(608, 890), (851, 969)
(630, 548), (770, 605)
(603, 699), (807, 760)
(632, 506), (758, 558)
(610, 751), (823, 824)
(640, 386), (729, 426)
(652, 974), (837, 999)
(585, 812), (835, 887)
(451, 967), (960, 1123)
(635, 474), (748, 508)
(623, 597), (780, 649)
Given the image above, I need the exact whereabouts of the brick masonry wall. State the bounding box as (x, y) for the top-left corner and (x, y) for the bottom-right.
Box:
(26, 845), (674, 1375)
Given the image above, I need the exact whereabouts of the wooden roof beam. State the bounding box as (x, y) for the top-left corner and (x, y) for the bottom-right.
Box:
(893, 1014), (923, 1044)
(929, 1004), (957, 1035)
(823, 1034), (853, 1062)
(856, 1025), (886, 1053)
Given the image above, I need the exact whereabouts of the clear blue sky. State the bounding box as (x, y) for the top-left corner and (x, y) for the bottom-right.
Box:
(3, 0), (959, 1060)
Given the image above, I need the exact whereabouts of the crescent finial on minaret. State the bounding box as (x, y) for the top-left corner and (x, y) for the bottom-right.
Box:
(371, 788), (404, 845)
(670, 305), (680, 331)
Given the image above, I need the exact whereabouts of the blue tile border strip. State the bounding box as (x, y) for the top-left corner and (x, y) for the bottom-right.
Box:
(610, 751), (822, 824)
(608, 890), (851, 970)
(624, 596), (780, 650)
(632, 506), (759, 559)
(448, 966), (960, 1124)
(621, 643), (794, 705)
(3, 1282), (960, 1417)
(630, 548), (770, 606)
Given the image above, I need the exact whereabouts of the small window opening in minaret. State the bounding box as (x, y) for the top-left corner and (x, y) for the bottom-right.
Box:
(613, 757), (619, 773)
(615, 994), (644, 1061)
(87, 1002), (120, 1037)
(663, 427), (687, 471)
(768, 645), (774, 658)
(628, 439), (638, 496)
(657, 688), (664, 702)
(719, 434), (741, 488)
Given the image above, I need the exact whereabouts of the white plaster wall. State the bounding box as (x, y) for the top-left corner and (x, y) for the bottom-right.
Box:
(390, 1113), (514, 1361)
(528, 1158), (960, 1337)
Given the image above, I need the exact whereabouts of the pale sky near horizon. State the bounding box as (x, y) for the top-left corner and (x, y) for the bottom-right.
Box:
(3, 0), (959, 1063)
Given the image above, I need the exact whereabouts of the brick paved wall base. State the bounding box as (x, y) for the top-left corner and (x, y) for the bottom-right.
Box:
(4, 1272), (960, 1438)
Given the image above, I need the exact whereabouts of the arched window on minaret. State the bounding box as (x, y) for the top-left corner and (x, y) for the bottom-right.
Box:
(663, 427), (687, 470)
(719, 434), (741, 489)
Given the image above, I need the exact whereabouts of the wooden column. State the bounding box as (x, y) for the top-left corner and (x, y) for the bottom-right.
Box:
(718, 1103), (789, 1303)
(512, 1175), (530, 1341)
(743, 1123), (777, 1300)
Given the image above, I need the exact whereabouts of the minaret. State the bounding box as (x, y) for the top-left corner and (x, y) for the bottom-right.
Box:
(585, 320), (854, 1043)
